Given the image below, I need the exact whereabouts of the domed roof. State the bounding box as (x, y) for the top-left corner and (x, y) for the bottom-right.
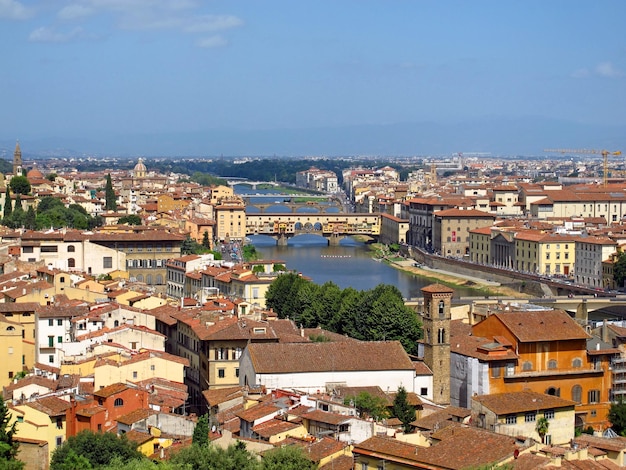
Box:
(134, 158), (147, 172)
(27, 168), (44, 179)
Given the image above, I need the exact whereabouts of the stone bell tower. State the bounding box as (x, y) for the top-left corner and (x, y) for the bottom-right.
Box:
(13, 141), (22, 177)
(421, 283), (454, 405)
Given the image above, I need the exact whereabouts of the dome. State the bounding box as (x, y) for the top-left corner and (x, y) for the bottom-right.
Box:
(27, 168), (44, 180)
(133, 158), (147, 177)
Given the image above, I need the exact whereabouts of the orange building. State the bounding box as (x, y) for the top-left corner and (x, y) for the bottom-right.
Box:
(450, 309), (617, 431)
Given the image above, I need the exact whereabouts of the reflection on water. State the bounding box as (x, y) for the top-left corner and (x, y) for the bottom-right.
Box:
(249, 235), (477, 299)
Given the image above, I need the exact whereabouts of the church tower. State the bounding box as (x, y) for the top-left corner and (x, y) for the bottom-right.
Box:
(13, 141), (22, 176)
(421, 283), (453, 405)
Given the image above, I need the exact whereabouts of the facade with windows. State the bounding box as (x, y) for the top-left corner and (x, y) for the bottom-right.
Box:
(432, 208), (496, 257)
(514, 231), (578, 276)
(471, 391), (575, 445)
(451, 309), (614, 431)
(574, 236), (617, 288)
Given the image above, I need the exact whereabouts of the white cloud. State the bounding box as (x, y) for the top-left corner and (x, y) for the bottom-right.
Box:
(595, 61), (622, 78)
(196, 35), (228, 48)
(183, 15), (243, 33)
(0, 0), (33, 20)
(58, 4), (94, 20)
(29, 26), (85, 43)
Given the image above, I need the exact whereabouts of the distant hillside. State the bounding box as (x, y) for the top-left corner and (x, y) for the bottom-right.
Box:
(1, 116), (624, 158)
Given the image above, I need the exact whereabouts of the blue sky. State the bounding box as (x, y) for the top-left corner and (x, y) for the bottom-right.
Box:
(1, 1), (625, 156)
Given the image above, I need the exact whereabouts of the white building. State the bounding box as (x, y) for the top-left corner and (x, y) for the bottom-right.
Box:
(239, 341), (416, 394)
(574, 236), (617, 288)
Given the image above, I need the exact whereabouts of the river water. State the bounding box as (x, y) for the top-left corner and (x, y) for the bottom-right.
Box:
(236, 184), (477, 299)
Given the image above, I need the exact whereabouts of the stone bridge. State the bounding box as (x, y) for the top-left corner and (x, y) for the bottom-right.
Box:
(246, 213), (381, 245)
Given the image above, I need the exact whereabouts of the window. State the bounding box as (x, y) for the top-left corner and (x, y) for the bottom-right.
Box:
(420, 387), (428, 396)
(150, 365), (155, 371)
(8, 372), (13, 379)
(49, 355), (54, 363)
(133, 371), (138, 379)
(506, 415), (517, 425)
(103, 256), (112, 269)
(572, 385), (582, 403)
(68, 258), (75, 268)
(544, 434), (552, 445)
(522, 361), (533, 371)
(48, 336), (54, 347)
(114, 398), (124, 407)
(491, 365), (501, 378)
(56, 417), (63, 429)
(572, 358), (582, 368)
(56, 437), (63, 447)
(16, 416), (23, 423)
(41, 246), (58, 253)
(505, 363), (515, 376)
(548, 359), (557, 369)
(48, 319), (53, 326)
(525, 412), (536, 422)
(57, 319), (62, 326)
(22, 246), (33, 253)
(544, 410), (555, 420)
(588, 390), (600, 404)
(130, 342), (137, 349)
(67, 245), (75, 252)
(57, 336), (62, 343)
(235, 368), (239, 378)
(218, 368), (225, 378)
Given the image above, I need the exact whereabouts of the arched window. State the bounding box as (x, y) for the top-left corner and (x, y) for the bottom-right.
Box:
(136, 274), (144, 282)
(437, 328), (445, 344)
(146, 275), (152, 285)
(438, 300), (445, 318)
(68, 258), (75, 268)
(546, 387), (560, 397)
(156, 274), (163, 285)
(114, 320), (119, 327)
(548, 359), (557, 369)
(114, 398), (124, 407)
(67, 245), (75, 253)
(6, 326), (14, 331)
(572, 385), (582, 403)
(572, 358), (582, 368)
(522, 361), (533, 371)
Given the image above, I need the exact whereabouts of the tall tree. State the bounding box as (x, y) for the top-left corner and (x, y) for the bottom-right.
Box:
(202, 231), (210, 249)
(192, 414), (209, 447)
(392, 386), (416, 433)
(23, 206), (35, 230)
(535, 416), (549, 443)
(2, 187), (11, 221)
(8, 176), (30, 196)
(262, 445), (316, 470)
(614, 252), (626, 289)
(104, 174), (117, 211)
(0, 397), (20, 465)
(609, 400), (626, 436)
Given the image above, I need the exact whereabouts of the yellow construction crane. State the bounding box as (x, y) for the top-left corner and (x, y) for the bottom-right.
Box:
(544, 148), (623, 187)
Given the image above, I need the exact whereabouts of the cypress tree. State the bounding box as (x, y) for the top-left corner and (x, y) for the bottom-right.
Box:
(105, 174), (117, 211)
(3, 187), (11, 220)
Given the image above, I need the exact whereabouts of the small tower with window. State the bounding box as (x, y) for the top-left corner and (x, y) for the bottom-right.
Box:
(421, 283), (454, 405)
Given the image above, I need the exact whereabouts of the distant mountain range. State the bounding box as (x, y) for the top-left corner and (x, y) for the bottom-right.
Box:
(1, 117), (624, 158)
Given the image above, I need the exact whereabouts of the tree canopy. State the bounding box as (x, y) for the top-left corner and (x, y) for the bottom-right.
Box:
(104, 174), (117, 211)
(118, 214), (142, 225)
(50, 430), (143, 470)
(392, 386), (416, 433)
(265, 274), (422, 355)
(8, 176), (30, 195)
(0, 397), (20, 468)
(614, 251), (626, 290)
(609, 400), (626, 436)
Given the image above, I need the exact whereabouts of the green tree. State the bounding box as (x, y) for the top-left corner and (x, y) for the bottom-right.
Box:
(46, 173), (58, 182)
(0, 397), (19, 464)
(8, 176), (30, 196)
(169, 441), (260, 470)
(345, 392), (389, 421)
(2, 187), (11, 221)
(609, 400), (626, 436)
(118, 215), (142, 225)
(202, 231), (210, 249)
(535, 416), (549, 443)
(242, 245), (259, 262)
(614, 251), (626, 289)
(392, 386), (416, 433)
(104, 174), (117, 211)
(23, 206), (35, 230)
(50, 430), (143, 470)
(193, 414), (209, 447)
(181, 235), (200, 255)
(261, 445), (316, 470)
(252, 265), (265, 274)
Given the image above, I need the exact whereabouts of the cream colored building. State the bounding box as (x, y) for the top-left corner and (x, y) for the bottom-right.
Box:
(10, 396), (71, 460)
(472, 391), (576, 445)
(214, 197), (246, 242)
(0, 303), (38, 372)
(93, 350), (188, 390)
(529, 186), (626, 223)
(575, 236), (618, 288)
(0, 314), (26, 387)
(514, 231), (578, 276)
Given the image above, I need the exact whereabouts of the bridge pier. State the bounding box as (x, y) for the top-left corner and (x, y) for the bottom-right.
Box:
(328, 233), (344, 246)
(277, 234), (289, 246)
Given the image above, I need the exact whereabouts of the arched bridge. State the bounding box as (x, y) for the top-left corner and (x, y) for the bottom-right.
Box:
(246, 213), (381, 245)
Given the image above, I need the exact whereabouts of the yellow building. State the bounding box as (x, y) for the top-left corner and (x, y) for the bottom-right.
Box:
(208, 185), (234, 205)
(0, 303), (38, 373)
(214, 197), (246, 242)
(10, 396), (71, 460)
(515, 231), (577, 276)
(0, 314), (26, 387)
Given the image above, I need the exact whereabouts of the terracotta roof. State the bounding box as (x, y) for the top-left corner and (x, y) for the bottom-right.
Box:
(278, 437), (347, 463)
(301, 409), (352, 425)
(421, 283), (454, 294)
(252, 417), (302, 438)
(485, 310), (590, 342)
(247, 341), (413, 373)
(94, 383), (130, 398)
(202, 386), (243, 407)
(473, 391), (576, 415)
(25, 396), (71, 416)
(318, 455), (354, 470)
(124, 429), (152, 445)
(235, 403), (280, 422)
(116, 408), (156, 425)
(573, 434), (626, 452)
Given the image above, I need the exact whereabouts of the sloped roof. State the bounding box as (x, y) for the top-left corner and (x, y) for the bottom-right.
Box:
(473, 391), (576, 415)
(247, 341), (413, 374)
(487, 310), (589, 342)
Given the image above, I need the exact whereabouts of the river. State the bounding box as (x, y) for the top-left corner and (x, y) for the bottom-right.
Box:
(248, 234), (477, 299)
